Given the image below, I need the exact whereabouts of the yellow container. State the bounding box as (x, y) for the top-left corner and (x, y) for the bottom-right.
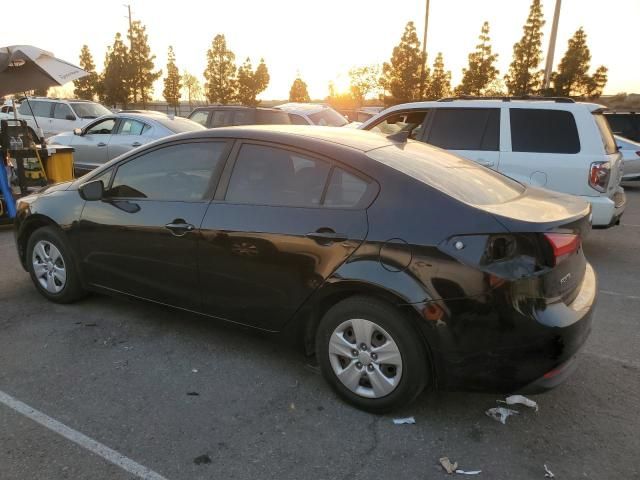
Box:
(45, 146), (75, 183)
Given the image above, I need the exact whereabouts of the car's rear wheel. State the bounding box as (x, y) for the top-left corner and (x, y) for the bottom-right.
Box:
(315, 296), (429, 413)
(27, 226), (86, 303)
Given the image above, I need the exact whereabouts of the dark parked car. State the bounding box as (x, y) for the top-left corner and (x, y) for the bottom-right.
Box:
(13, 126), (596, 412)
(188, 105), (291, 128)
(605, 111), (640, 142)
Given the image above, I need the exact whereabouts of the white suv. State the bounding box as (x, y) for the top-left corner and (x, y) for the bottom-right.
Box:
(359, 97), (625, 228)
(15, 97), (112, 138)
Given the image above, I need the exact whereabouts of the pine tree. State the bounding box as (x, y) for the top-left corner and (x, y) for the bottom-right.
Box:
(379, 21), (425, 105)
(289, 76), (311, 102)
(162, 46), (181, 114)
(550, 27), (608, 98)
(181, 71), (202, 109)
(236, 58), (270, 106)
(73, 45), (99, 100)
(423, 52), (451, 100)
(505, 0), (545, 96)
(98, 33), (131, 108)
(349, 65), (380, 106)
(455, 21), (499, 96)
(203, 34), (237, 104)
(128, 21), (161, 108)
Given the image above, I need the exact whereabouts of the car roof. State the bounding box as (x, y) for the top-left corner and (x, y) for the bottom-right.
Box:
(177, 125), (397, 152)
(191, 105), (284, 112)
(374, 99), (606, 114)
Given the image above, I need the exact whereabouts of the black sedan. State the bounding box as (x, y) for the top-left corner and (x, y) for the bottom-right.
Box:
(13, 126), (596, 412)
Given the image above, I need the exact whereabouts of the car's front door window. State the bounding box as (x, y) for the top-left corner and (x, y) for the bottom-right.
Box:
(108, 142), (227, 201)
(86, 118), (116, 135)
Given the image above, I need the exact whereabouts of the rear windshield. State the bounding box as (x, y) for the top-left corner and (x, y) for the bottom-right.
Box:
(155, 116), (206, 133)
(308, 108), (348, 127)
(593, 113), (618, 154)
(367, 142), (525, 205)
(256, 110), (291, 125)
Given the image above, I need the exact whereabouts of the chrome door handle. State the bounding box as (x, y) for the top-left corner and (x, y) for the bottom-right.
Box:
(165, 222), (195, 236)
(477, 159), (495, 167)
(131, 142), (142, 147)
(97, 142), (107, 147)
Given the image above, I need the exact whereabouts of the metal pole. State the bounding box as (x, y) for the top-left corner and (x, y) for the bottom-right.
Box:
(419, 0), (430, 98)
(543, 0), (561, 90)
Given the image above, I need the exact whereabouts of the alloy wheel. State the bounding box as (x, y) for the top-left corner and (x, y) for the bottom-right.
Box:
(32, 240), (67, 294)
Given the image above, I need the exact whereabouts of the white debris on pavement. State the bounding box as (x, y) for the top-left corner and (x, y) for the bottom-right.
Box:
(500, 394), (539, 412)
(544, 464), (555, 478)
(455, 469), (482, 475)
(191, 369), (198, 373)
(392, 416), (416, 425)
(485, 407), (519, 424)
(439, 457), (458, 474)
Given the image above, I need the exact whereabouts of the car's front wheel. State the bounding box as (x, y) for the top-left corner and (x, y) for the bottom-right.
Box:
(315, 296), (429, 413)
(27, 226), (86, 303)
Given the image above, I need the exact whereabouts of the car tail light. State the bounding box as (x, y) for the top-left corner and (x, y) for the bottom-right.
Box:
(588, 161), (611, 192)
(544, 233), (580, 266)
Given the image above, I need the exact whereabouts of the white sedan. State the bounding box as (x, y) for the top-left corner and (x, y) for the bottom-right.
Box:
(616, 135), (640, 182)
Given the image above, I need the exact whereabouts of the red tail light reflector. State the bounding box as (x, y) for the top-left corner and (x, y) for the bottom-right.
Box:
(544, 233), (580, 266)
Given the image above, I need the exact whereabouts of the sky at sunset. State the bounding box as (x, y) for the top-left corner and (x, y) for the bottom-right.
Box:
(4, 0), (639, 100)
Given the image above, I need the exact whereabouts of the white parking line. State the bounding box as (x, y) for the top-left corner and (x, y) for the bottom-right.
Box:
(0, 390), (169, 480)
(599, 290), (640, 301)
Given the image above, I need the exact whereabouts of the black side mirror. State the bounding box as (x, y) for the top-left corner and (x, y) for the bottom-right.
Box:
(66, 114), (76, 121)
(79, 179), (104, 201)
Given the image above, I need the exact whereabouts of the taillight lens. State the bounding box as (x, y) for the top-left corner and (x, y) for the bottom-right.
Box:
(589, 161), (611, 192)
(544, 233), (580, 266)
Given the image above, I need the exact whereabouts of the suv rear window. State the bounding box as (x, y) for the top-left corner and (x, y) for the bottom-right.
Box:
(594, 113), (618, 154)
(256, 110), (291, 125)
(367, 142), (524, 206)
(426, 108), (499, 151)
(510, 109), (580, 154)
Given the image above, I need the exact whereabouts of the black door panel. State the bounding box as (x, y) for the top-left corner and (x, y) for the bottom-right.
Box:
(198, 203), (368, 331)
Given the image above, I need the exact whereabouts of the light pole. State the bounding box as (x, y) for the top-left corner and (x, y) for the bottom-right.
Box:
(543, 0), (561, 91)
(419, 0), (430, 99)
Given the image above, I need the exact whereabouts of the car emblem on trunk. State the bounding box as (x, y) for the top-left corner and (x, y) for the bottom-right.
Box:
(560, 273), (572, 285)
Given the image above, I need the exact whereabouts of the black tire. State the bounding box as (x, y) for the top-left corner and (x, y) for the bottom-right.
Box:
(26, 226), (86, 303)
(315, 295), (429, 413)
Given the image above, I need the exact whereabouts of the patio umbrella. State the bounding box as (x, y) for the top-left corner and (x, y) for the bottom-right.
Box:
(0, 45), (88, 96)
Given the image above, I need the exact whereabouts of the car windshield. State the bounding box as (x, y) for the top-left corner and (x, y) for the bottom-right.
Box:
(70, 102), (112, 119)
(367, 142), (525, 206)
(308, 108), (348, 127)
(154, 116), (206, 133)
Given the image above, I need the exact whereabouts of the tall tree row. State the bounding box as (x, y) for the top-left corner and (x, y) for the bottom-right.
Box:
(162, 46), (181, 113)
(73, 45), (99, 100)
(423, 53), (451, 100)
(237, 58), (270, 106)
(289, 76), (311, 102)
(128, 21), (162, 108)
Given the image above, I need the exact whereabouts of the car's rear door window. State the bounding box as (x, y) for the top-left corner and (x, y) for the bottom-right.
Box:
(118, 119), (148, 136)
(225, 144), (331, 207)
(19, 101), (53, 118)
(426, 108), (499, 151)
(510, 109), (580, 153)
(108, 142), (227, 201)
(288, 113), (309, 125)
(211, 110), (233, 127)
(324, 168), (369, 207)
(53, 103), (75, 120)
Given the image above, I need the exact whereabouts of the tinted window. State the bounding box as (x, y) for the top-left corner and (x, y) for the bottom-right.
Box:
(86, 118), (116, 135)
(368, 111), (428, 139)
(510, 109), (580, 154)
(324, 168), (368, 208)
(593, 113), (617, 155)
(19, 101), (52, 118)
(119, 119), (147, 136)
(108, 142), (226, 201)
(226, 144), (331, 207)
(289, 114), (309, 125)
(189, 110), (209, 127)
(256, 110), (291, 125)
(426, 108), (499, 151)
(211, 110), (233, 127)
(233, 110), (255, 125)
(308, 108), (348, 127)
(154, 116), (205, 133)
(53, 103), (74, 120)
(367, 142), (524, 206)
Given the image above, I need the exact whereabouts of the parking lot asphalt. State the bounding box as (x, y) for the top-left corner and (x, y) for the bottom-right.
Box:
(1, 184), (639, 480)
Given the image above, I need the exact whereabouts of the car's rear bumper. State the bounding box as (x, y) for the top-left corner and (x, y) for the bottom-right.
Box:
(422, 263), (596, 393)
(584, 189), (626, 228)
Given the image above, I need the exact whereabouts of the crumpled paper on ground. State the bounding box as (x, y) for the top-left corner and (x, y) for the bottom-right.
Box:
(544, 464), (555, 478)
(439, 457), (458, 474)
(500, 394), (539, 412)
(485, 407), (519, 424)
(455, 469), (482, 475)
